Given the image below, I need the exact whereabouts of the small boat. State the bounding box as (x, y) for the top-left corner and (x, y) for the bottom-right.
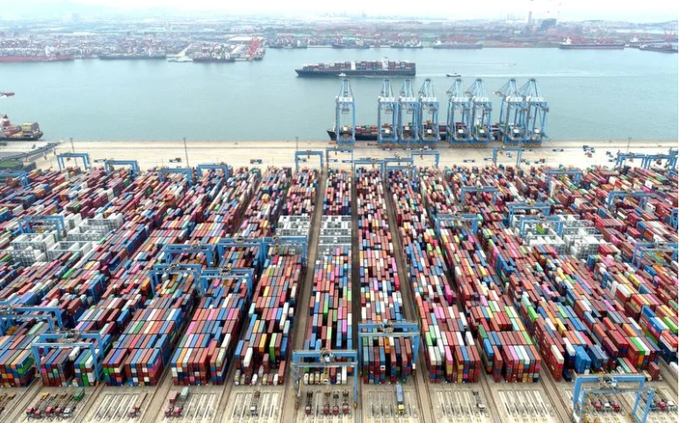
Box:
(446, 72), (461, 77)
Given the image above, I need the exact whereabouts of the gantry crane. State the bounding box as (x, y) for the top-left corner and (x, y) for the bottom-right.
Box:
(467, 79), (493, 145)
(495, 78), (526, 145)
(378, 79), (399, 144)
(517, 78), (549, 145)
(398, 80), (420, 144)
(335, 78), (356, 146)
(418, 78), (439, 145)
(445, 78), (473, 145)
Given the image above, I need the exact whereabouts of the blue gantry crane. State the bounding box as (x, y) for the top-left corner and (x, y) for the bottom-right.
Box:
(31, 331), (106, 384)
(418, 78), (439, 145)
(196, 163), (232, 178)
(384, 156), (415, 178)
(546, 168), (583, 191)
(378, 79), (399, 144)
(631, 241), (678, 269)
(335, 78), (356, 146)
(57, 153), (91, 171)
(432, 212), (481, 235)
(158, 167), (194, 184)
(353, 158), (385, 177)
(495, 79), (526, 145)
(467, 79), (493, 145)
(160, 243), (216, 266)
(606, 190), (655, 209)
(517, 78), (548, 145)
(506, 201), (551, 226)
(398, 80), (420, 145)
(572, 375), (655, 423)
(291, 349), (359, 409)
(410, 149), (440, 168)
(492, 147), (523, 167)
(326, 146), (354, 167)
(460, 185), (499, 204)
(149, 263), (203, 296)
(104, 160), (140, 178)
(446, 78), (473, 145)
(0, 304), (64, 335)
(294, 150), (324, 172)
(18, 215), (68, 240)
(0, 170), (29, 187)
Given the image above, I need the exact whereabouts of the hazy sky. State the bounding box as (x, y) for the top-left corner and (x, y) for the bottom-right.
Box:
(6, 0), (679, 22)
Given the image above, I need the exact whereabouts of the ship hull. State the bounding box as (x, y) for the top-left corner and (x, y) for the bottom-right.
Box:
(98, 55), (167, 60)
(0, 132), (43, 141)
(432, 45), (483, 49)
(327, 129), (446, 141)
(559, 44), (624, 50)
(0, 55), (75, 62)
(296, 69), (415, 77)
(192, 58), (236, 63)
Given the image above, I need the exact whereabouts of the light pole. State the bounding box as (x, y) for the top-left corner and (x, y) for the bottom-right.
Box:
(70, 137), (74, 153)
(627, 137), (632, 154)
(295, 136), (299, 152)
(183, 137), (189, 167)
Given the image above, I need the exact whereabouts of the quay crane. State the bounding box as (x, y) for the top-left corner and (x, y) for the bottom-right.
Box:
(398, 80), (420, 144)
(495, 78), (526, 145)
(377, 79), (399, 144)
(518, 78), (548, 145)
(418, 78), (439, 145)
(335, 77), (356, 146)
(468, 79), (493, 145)
(445, 78), (473, 145)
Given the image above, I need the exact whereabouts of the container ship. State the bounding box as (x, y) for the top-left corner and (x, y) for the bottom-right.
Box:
(432, 41), (483, 49)
(327, 124), (448, 141)
(559, 38), (625, 50)
(1, 115), (43, 140)
(296, 59), (415, 77)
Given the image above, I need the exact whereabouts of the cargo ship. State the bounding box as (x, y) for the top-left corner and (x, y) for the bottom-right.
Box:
(0, 53), (75, 62)
(639, 43), (678, 53)
(432, 41), (483, 49)
(98, 54), (167, 60)
(1, 115), (43, 140)
(559, 38), (625, 50)
(296, 59), (415, 77)
(327, 124), (448, 141)
(191, 53), (235, 63)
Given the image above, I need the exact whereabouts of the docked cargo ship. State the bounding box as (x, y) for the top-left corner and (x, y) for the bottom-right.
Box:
(559, 38), (625, 50)
(98, 54), (167, 60)
(1, 115), (43, 140)
(432, 41), (483, 49)
(296, 59), (415, 77)
(639, 43), (678, 53)
(191, 53), (235, 63)
(327, 124), (447, 141)
(0, 53), (75, 62)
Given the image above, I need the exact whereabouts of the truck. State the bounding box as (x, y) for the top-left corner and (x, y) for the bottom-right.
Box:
(396, 384), (405, 415)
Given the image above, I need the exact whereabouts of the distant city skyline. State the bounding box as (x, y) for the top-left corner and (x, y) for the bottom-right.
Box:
(1, 0), (677, 23)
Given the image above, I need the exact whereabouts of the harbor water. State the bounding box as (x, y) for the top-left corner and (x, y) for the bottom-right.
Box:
(1, 47), (677, 141)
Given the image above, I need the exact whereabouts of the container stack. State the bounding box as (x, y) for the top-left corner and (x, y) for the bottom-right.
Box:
(170, 273), (250, 385)
(388, 170), (481, 383)
(282, 169), (318, 216)
(204, 168), (260, 235)
(300, 168), (352, 385)
(234, 249), (302, 386)
(238, 167), (290, 238)
(324, 170), (351, 216)
(356, 168), (413, 383)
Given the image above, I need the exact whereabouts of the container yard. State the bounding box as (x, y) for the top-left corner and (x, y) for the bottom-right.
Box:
(0, 146), (677, 423)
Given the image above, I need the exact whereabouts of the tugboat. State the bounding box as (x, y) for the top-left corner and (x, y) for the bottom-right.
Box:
(446, 72), (461, 77)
